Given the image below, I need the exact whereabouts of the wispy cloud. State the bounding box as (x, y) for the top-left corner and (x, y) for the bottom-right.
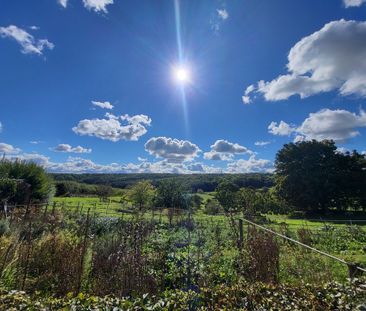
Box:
(92, 100), (114, 110)
(343, 0), (366, 7)
(52, 143), (92, 153)
(57, 0), (68, 8)
(82, 0), (114, 13)
(0, 25), (54, 55)
(211, 6), (229, 33)
(255, 141), (271, 147)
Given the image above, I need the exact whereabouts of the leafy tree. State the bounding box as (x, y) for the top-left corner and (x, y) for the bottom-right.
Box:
(129, 180), (155, 211)
(0, 159), (54, 205)
(0, 179), (17, 203)
(96, 185), (114, 202)
(215, 180), (239, 214)
(191, 194), (203, 210)
(155, 180), (188, 209)
(274, 140), (366, 213)
(237, 188), (261, 219)
(204, 198), (222, 215)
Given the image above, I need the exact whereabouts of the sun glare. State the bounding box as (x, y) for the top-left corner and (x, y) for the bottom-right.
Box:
(173, 66), (190, 84)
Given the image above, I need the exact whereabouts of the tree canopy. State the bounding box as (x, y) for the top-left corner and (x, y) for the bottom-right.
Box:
(274, 140), (366, 213)
(0, 159), (54, 205)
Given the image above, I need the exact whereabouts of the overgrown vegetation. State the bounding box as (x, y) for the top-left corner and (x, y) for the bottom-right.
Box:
(1, 140), (366, 309)
(0, 158), (54, 205)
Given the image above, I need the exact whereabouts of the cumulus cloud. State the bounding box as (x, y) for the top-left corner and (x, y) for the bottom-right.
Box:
(92, 100), (114, 110)
(58, 0), (68, 8)
(245, 20), (366, 101)
(297, 109), (366, 142)
(5, 153), (217, 174)
(82, 0), (114, 13)
(343, 0), (366, 7)
(268, 121), (296, 136)
(226, 156), (273, 173)
(0, 25), (54, 55)
(73, 113), (151, 142)
(4, 150), (272, 174)
(255, 141), (271, 146)
(52, 143), (92, 153)
(269, 109), (366, 143)
(0, 143), (21, 154)
(144, 137), (201, 163)
(204, 139), (253, 161)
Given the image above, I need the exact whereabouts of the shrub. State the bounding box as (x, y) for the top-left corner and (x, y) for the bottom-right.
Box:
(0, 159), (54, 205)
(204, 199), (222, 215)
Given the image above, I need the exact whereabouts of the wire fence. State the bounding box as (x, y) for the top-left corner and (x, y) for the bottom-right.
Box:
(0, 201), (364, 294)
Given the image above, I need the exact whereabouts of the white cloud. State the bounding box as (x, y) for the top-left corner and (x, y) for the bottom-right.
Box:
(217, 9), (229, 20)
(52, 143), (92, 153)
(29, 26), (40, 31)
(30, 140), (43, 145)
(245, 20), (366, 101)
(0, 25), (54, 55)
(203, 151), (234, 161)
(211, 6), (229, 32)
(82, 0), (114, 13)
(0, 143), (21, 154)
(336, 147), (350, 154)
(0, 122), (2, 133)
(255, 141), (271, 146)
(92, 100), (114, 110)
(297, 109), (366, 142)
(73, 112), (151, 142)
(5, 153), (218, 174)
(269, 109), (366, 143)
(268, 121), (296, 136)
(343, 0), (366, 7)
(144, 137), (201, 163)
(4, 150), (271, 174)
(58, 0), (68, 8)
(242, 85), (255, 104)
(204, 139), (253, 161)
(226, 156), (273, 173)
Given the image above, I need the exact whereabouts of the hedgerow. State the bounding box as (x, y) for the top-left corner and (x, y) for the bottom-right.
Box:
(0, 280), (365, 311)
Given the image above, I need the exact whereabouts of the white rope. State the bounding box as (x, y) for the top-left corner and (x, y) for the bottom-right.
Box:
(241, 218), (366, 273)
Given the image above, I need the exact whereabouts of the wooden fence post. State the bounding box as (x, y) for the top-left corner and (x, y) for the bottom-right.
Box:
(238, 219), (244, 249)
(77, 208), (91, 294)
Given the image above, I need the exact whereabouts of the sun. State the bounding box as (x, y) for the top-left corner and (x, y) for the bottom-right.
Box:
(173, 66), (191, 84)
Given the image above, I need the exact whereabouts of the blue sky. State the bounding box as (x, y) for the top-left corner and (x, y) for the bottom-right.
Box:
(1, 0), (366, 173)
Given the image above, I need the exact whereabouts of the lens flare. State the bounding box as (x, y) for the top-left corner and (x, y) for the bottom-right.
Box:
(174, 66), (190, 84)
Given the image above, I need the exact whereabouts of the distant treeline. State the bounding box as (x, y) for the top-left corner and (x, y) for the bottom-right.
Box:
(51, 173), (274, 193)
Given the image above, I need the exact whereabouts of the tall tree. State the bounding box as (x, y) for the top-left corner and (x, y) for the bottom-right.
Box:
(215, 180), (239, 214)
(129, 180), (155, 211)
(155, 180), (187, 209)
(274, 140), (366, 213)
